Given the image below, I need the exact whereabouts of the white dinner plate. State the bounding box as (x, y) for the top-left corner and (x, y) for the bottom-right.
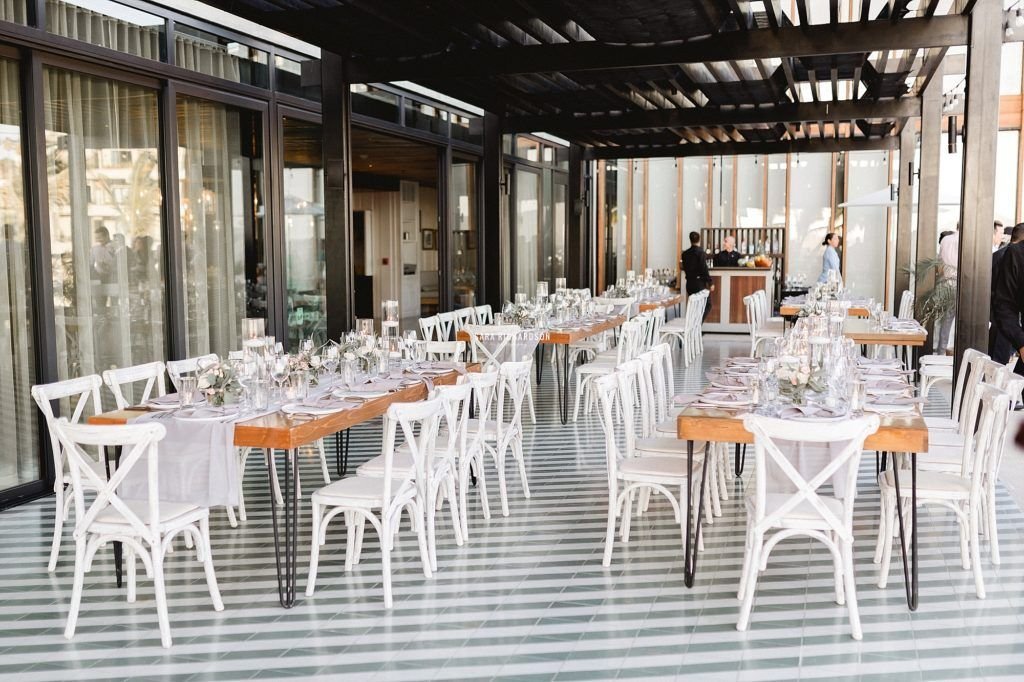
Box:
(282, 402), (353, 416)
(332, 389), (389, 400)
(698, 392), (751, 407)
(864, 403), (916, 414)
(175, 407), (238, 421)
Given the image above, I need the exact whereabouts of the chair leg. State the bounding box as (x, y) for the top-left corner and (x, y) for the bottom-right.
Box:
(199, 517), (224, 611)
(572, 375), (585, 422)
(832, 536), (846, 606)
(380, 519), (394, 609)
(988, 486), (1001, 566)
(514, 439), (530, 499)
(344, 512), (357, 572)
(736, 533), (763, 632)
(126, 546), (137, 603)
(873, 493), (889, 565)
(526, 384), (537, 424)
(64, 537), (87, 640)
(225, 505), (237, 528)
(447, 477), (463, 547)
(426, 489), (439, 573)
(48, 489), (65, 573)
(969, 507), (986, 599)
(414, 501), (433, 579)
(306, 502), (322, 596)
(878, 498), (897, 588)
(151, 548), (172, 648)
(842, 540), (862, 640)
(237, 450), (249, 522)
(494, 446), (510, 517)
(603, 493), (618, 567)
(316, 439), (331, 484)
(621, 490), (633, 542)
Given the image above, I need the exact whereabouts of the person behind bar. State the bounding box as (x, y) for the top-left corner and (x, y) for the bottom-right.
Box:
(713, 235), (741, 267)
(682, 231), (713, 322)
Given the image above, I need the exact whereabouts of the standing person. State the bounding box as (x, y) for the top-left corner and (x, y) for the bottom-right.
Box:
(993, 221), (1005, 252)
(681, 231), (713, 322)
(713, 235), (741, 267)
(817, 232), (842, 284)
(992, 238), (1024, 376)
(91, 226), (114, 283)
(935, 229), (959, 356)
(990, 223), (1024, 364)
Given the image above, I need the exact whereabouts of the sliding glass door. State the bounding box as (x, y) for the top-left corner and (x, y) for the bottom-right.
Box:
(45, 66), (165, 407)
(514, 168), (540, 295)
(450, 158), (478, 308)
(0, 57), (38, 494)
(177, 95), (265, 357)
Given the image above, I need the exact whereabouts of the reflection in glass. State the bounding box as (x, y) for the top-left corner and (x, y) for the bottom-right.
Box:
(787, 153), (834, 284)
(0, 58), (38, 490)
(515, 169), (540, 294)
(845, 151), (889, 301)
(177, 96), (265, 356)
(45, 66), (165, 407)
(274, 55), (321, 101)
(451, 161), (478, 308)
(404, 100), (446, 134)
(646, 159), (676, 271)
(351, 84), (399, 121)
(283, 117), (326, 347)
(48, 0), (162, 58)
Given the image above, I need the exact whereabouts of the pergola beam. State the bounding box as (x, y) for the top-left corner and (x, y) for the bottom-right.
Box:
(345, 15), (969, 82)
(583, 136), (896, 160)
(505, 98), (919, 134)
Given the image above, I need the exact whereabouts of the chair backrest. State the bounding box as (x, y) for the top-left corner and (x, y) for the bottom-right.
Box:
(423, 340), (466, 362)
(453, 308), (475, 333)
(473, 304), (493, 325)
(603, 296), (636, 320)
(465, 370), (499, 450)
(496, 360), (531, 442)
(595, 372), (626, 487)
(757, 289), (772, 321)
(380, 399), (443, 504)
(464, 324), (536, 367)
(434, 382), (473, 465)
(436, 311), (457, 341)
(102, 361), (167, 410)
(645, 345), (672, 425)
(742, 414), (880, 542)
(898, 291), (915, 319)
(166, 354), (218, 391)
(743, 295), (758, 337)
(32, 375), (105, 488)
(655, 342), (675, 400)
(419, 315), (440, 341)
(969, 383), (1013, 494)
(951, 348), (988, 427)
(614, 318), (645, 364)
(635, 352), (659, 437)
(688, 290), (709, 329)
(53, 419), (167, 543)
(613, 360), (646, 452)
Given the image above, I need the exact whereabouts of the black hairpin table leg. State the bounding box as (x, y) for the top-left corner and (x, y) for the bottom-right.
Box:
(683, 439), (710, 587)
(268, 448), (299, 608)
(105, 445), (123, 588)
(891, 452), (919, 610)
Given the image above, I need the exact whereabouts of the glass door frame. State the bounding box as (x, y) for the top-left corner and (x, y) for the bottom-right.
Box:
(272, 104), (322, 350)
(450, 151), (482, 310)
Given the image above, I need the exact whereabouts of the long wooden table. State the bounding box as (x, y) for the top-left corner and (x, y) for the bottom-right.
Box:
(90, 365), (474, 608)
(458, 314), (626, 425)
(676, 406), (929, 610)
(760, 318), (927, 348)
(638, 293), (683, 315)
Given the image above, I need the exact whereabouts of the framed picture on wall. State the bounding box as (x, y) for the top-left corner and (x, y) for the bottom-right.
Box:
(422, 229), (436, 250)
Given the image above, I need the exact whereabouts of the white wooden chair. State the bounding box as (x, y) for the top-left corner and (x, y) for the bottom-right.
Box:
(876, 383), (1013, 598)
(594, 372), (702, 567)
(472, 304), (493, 325)
(739, 413), (880, 640)
(306, 399), (440, 607)
(436, 311), (457, 341)
(165, 354), (219, 391)
(488, 361), (532, 516)
(31, 375), (105, 572)
(572, 318), (643, 421)
(660, 290), (707, 366)
(422, 340), (465, 362)
(101, 362), (167, 410)
(53, 420), (223, 648)
(923, 348), (987, 432)
(453, 308), (475, 335)
(458, 370), (496, 537)
(419, 315), (440, 341)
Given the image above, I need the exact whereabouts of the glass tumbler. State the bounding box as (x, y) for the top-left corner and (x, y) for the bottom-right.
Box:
(179, 376), (198, 407)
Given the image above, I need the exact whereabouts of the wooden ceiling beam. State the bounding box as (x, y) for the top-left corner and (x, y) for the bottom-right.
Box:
(504, 98), (919, 133)
(345, 15), (969, 82)
(583, 136), (898, 160)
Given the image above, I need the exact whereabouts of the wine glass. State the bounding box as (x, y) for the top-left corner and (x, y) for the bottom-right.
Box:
(322, 345), (340, 379)
(300, 338), (315, 355)
(271, 355), (290, 400)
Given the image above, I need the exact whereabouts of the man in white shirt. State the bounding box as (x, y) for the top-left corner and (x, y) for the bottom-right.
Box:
(993, 221), (1005, 253)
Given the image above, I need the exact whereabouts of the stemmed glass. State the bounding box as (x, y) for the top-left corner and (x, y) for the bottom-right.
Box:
(323, 345), (339, 379)
(271, 355), (290, 400)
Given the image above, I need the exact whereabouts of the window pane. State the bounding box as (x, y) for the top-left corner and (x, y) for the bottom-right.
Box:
(450, 113), (481, 144)
(515, 169), (540, 295)
(0, 58), (38, 491)
(404, 99), (445, 135)
(736, 155), (765, 227)
(451, 161), (478, 307)
(996, 130), (1019, 225)
(283, 117), (325, 348)
(177, 96), (265, 356)
(682, 158), (709, 232)
(787, 153), (834, 284)
(45, 67), (165, 407)
(0, 0), (25, 23)
(647, 158), (677, 271)
(844, 151), (890, 302)
(351, 84), (399, 121)
(1001, 43), (1022, 95)
(766, 154), (787, 227)
(175, 25), (269, 87)
(47, 0), (162, 59)
(274, 55), (321, 102)
(631, 160), (644, 271)
(552, 181), (566, 280)
(515, 136), (541, 162)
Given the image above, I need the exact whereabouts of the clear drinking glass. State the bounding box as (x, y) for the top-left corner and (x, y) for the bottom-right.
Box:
(251, 379), (269, 410)
(356, 318), (374, 337)
(179, 376), (198, 407)
(289, 370), (309, 401)
(271, 356), (290, 398)
(850, 378), (867, 414)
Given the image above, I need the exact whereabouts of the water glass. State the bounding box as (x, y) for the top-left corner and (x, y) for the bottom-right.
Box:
(179, 376), (198, 407)
(341, 359), (355, 387)
(251, 379), (269, 411)
(356, 318), (374, 337)
(536, 281), (549, 302)
(289, 370), (309, 401)
(242, 317), (265, 341)
(555, 277), (567, 293)
(514, 292), (527, 305)
(850, 378), (867, 414)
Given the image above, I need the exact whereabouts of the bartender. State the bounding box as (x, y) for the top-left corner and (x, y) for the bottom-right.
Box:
(712, 235), (741, 267)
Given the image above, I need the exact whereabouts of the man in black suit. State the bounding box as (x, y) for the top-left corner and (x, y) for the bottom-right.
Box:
(681, 231), (713, 322)
(990, 223), (1024, 367)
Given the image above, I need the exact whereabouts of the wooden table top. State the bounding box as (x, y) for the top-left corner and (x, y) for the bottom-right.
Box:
(677, 406), (929, 453)
(88, 365), (476, 451)
(638, 294), (683, 312)
(779, 304), (870, 318)
(842, 318), (927, 346)
(457, 315), (626, 346)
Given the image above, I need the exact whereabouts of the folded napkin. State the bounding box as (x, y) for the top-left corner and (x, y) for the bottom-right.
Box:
(867, 396), (923, 406)
(884, 320), (925, 331)
(147, 393), (184, 406)
(711, 376), (748, 390)
(699, 391), (751, 406)
(673, 394), (700, 405)
(173, 406), (240, 421)
(866, 379), (908, 391)
(361, 378), (406, 391)
(300, 394), (359, 411)
(778, 404), (844, 420)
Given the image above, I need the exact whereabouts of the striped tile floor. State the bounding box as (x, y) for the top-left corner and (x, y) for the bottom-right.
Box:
(2, 335), (1024, 681)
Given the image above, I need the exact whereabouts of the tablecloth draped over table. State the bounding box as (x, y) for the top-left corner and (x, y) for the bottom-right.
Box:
(119, 413), (240, 508)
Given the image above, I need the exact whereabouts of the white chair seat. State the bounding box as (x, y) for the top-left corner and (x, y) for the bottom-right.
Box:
(879, 468), (970, 498)
(94, 500), (204, 530)
(636, 436), (706, 456)
(917, 444), (963, 473)
(312, 476), (412, 508)
(619, 455), (695, 482)
(575, 361), (617, 375)
(919, 355), (954, 366)
(921, 364), (954, 377)
(928, 430), (964, 447)
(357, 452), (413, 478)
(924, 416), (958, 430)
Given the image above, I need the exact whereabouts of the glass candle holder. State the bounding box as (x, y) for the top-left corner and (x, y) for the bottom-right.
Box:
(555, 277), (567, 293)
(535, 281), (549, 302)
(381, 300), (400, 338)
(242, 317), (265, 341)
(356, 318), (374, 338)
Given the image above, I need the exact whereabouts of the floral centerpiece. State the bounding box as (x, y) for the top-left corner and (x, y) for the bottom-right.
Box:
(289, 349), (323, 386)
(197, 360), (239, 407)
(605, 284), (631, 298)
(338, 336), (378, 373)
(774, 357), (826, 405)
(504, 302), (540, 326)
